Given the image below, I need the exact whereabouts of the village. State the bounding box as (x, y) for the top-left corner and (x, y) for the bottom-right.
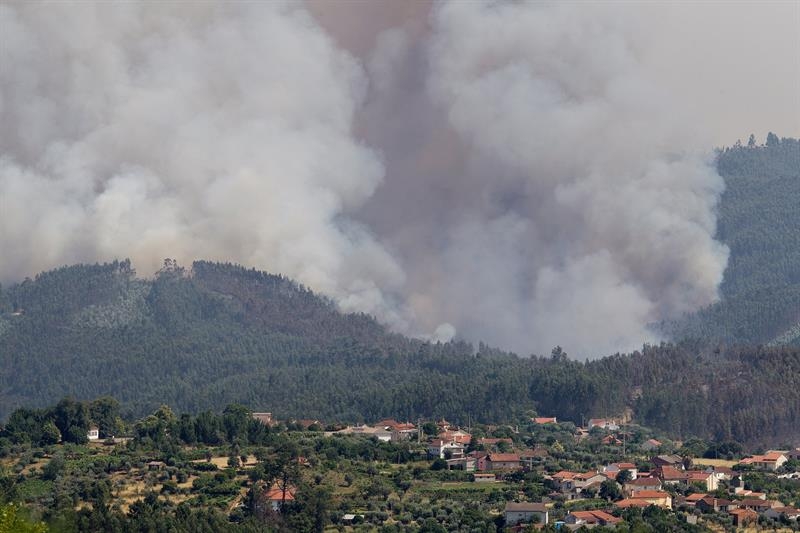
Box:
(230, 411), (800, 531)
(5, 402), (800, 532)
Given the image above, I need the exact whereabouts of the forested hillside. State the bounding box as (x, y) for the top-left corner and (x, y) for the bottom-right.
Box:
(1, 260), (799, 447)
(665, 135), (800, 345)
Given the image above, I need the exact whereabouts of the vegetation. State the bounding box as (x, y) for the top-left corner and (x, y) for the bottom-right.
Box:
(1, 258), (800, 446)
(0, 136), (798, 448)
(4, 398), (783, 533)
(665, 135), (800, 345)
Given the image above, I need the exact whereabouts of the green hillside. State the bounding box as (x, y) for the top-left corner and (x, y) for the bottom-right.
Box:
(664, 135), (800, 345)
(1, 260), (799, 447)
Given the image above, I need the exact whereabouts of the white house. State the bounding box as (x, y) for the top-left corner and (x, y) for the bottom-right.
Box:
(504, 502), (548, 525)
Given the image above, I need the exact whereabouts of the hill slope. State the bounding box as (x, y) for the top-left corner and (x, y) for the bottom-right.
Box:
(1, 260), (799, 446)
(665, 136), (800, 345)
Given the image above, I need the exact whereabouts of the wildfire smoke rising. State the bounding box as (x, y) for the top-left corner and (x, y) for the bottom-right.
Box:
(6, 0), (791, 357)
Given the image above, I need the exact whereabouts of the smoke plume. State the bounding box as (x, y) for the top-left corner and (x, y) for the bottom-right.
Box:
(0, 0), (749, 357)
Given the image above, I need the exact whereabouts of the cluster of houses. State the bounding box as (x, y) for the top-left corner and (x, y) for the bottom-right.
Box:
(502, 448), (800, 529)
(247, 412), (800, 529)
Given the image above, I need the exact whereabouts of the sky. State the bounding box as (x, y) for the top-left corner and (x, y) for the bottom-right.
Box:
(1, 0), (798, 358)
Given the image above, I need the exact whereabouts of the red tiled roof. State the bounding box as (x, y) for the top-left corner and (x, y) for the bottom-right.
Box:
(627, 477), (661, 486)
(552, 470), (579, 480)
(632, 490), (670, 499)
(570, 510), (621, 524)
(685, 493), (708, 502)
(263, 485), (296, 502)
(616, 499), (650, 508)
(489, 453), (520, 462)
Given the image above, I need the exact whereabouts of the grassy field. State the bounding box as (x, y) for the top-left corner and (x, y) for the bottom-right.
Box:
(691, 458), (738, 467)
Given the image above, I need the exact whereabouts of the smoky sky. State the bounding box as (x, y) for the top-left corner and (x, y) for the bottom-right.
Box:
(1, 1), (797, 358)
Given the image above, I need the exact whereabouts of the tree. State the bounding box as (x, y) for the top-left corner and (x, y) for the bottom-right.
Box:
(616, 469), (633, 484)
(747, 134), (757, 147)
(766, 132), (780, 146)
(40, 421), (61, 445)
(600, 479), (622, 501)
(52, 398), (90, 444)
(89, 397), (120, 438)
(0, 503), (47, 533)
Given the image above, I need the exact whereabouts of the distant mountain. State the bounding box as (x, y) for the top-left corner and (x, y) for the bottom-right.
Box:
(664, 136), (800, 346)
(1, 259), (799, 446)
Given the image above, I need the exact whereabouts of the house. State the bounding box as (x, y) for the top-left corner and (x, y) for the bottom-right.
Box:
(588, 418), (619, 431)
(262, 483), (296, 512)
(87, 426), (100, 441)
(341, 513), (364, 524)
(446, 457), (476, 471)
(520, 448), (548, 469)
(615, 499), (650, 509)
(651, 455), (683, 469)
(293, 419), (322, 430)
(764, 507), (800, 521)
(624, 477), (662, 497)
(629, 490), (672, 509)
(574, 471), (611, 489)
(532, 417), (557, 424)
(428, 439), (447, 459)
(551, 471), (580, 492)
(473, 473), (496, 483)
(695, 497), (732, 513)
(252, 412), (273, 425)
(337, 425), (392, 442)
(504, 502), (548, 525)
(438, 429), (471, 445)
(564, 510), (621, 527)
(683, 493), (708, 507)
(738, 451), (788, 471)
(602, 435), (623, 446)
(427, 439), (464, 459)
(640, 439), (662, 452)
(736, 499), (781, 512)
(477, 437), (513, 449)
(688, 471), (717, 491)
(604, 462), (638, 480)
(376, 419), (418, 441)
(705, 465), (735, 483)
(729, 508), (758, 527)
(486, 453), (521, 471)
(146, 461), (166, 471)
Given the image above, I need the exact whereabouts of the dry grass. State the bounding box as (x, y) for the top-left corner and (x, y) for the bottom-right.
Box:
(691, 458), (738, 467)
(190, 454), (257, 469)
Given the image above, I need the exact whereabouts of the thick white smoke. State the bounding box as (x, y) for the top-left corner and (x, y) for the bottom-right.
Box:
(0, 1), (406, 327)
(1, 1), (736, 357)
(417, 1), (730, 355)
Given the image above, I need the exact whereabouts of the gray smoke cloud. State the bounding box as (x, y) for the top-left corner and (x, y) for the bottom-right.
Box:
(4, 0), (774, 358)
(0, 1), (407, 328)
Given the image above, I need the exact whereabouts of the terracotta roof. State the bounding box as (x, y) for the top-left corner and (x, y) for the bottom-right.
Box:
(264, 484), (296, 502)
(552, 470), (579, 480)
(627, 477), (661, 486)
(570, 510), (622, 524)
(616, 498), (650, 508)
(489, 453), (520, 462)
(685, 493), (708, 502)
(632, 490), (670, 499)
(533, 417), (557, 424)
